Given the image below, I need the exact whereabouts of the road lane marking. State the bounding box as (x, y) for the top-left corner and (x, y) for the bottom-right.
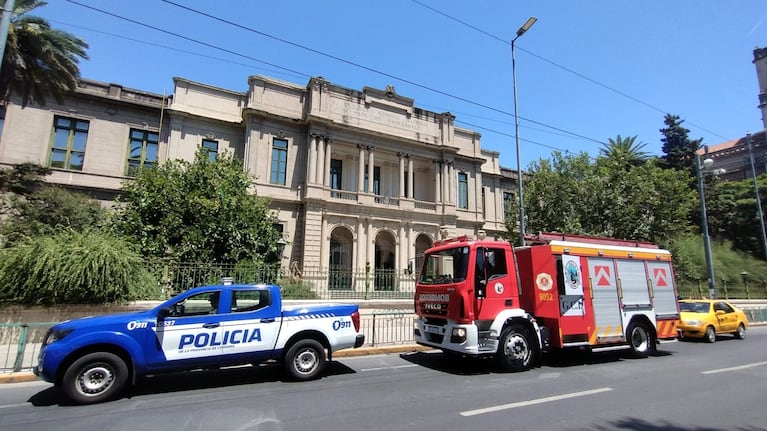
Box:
(701, 360), (767, 374)
(460, 387), (614, 417)
(0, 403), (28, 409)
(360, 364), (418, 372)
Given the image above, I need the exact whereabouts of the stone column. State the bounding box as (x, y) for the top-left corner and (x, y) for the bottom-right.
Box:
(320, 212), (328, 270)
(367, 147), (375, 194)
(308, 134), (317, 185)
(408, 157), (414, 199)
(356, 217), (365, 270)
(442, 161), (449, 204)
(358, 145), (365, 193)
(323, 138), (332, 187)
(316, 135), (325, 185)
(434, 160), (441, 202)
(398, 153), (406, 198)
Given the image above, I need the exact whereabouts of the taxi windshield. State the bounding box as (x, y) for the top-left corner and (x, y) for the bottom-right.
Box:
(419, 246), (469, 285)
(679, 302), (710, 313)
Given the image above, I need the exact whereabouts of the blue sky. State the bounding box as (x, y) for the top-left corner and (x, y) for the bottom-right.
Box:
(36, 0), (767, 170)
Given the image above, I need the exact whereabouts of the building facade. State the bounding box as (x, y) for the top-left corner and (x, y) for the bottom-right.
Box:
(0, 75), (519, 283)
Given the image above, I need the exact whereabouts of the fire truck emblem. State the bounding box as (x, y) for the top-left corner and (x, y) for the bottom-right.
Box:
(494, 282), (504, 294)
(536, 273), (553, 291)
(565, 260), (581, 290)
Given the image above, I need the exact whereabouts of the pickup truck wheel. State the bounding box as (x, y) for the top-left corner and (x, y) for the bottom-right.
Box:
(62, 352), (128, 404)
(285, 339), (326, 381)
(495, 324), (535, 372)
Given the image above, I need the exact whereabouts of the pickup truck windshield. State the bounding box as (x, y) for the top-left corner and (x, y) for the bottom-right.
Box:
(419, 246), (469, 285)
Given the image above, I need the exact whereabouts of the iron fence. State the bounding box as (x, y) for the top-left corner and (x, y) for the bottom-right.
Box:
(0, 312), (416, 374)
(146, 262), (417, 301)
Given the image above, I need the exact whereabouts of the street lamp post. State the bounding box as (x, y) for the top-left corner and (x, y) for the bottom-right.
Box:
(512, 16), (537, 247)
(695, 154), (718, 299)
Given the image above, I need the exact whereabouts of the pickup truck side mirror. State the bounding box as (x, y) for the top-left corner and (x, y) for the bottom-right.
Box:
(157, 307), (170, 320)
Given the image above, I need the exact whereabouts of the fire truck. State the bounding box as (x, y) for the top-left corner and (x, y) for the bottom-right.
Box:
(413, 232), (680, 371)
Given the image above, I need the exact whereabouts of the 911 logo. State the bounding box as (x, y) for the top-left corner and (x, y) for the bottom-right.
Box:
(333, 319), (351, 331)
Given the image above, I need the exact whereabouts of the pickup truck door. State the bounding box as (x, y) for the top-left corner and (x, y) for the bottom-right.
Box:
(148, 290), (225, 369)
(215, 288), (282, 363)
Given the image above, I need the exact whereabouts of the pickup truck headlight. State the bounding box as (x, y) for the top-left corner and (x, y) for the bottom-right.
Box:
(43, 328), (73, 346)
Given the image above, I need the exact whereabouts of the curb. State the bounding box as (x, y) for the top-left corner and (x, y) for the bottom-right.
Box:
(0, 344), (430, 385)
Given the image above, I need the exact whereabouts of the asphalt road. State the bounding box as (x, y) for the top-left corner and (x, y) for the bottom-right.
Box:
(1, 328), (767, 431)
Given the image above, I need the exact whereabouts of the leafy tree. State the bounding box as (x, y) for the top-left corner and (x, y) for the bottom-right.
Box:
(518, 151), (694, 246)
(710, 174), (767, 260)
(0, 229), (157, 304)
(659, 114), (702, 174)
(114, 149), (283, 265)
(598, 134), (649, 169)
(0, 162), (50, 195)
(1, 186), (107, 246)
(1, 0), (89, 107)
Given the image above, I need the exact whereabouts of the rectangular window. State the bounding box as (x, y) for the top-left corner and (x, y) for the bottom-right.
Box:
(364, 165), (380, 194)
(51, 116), (89, 171)
(126, 128), (159, 176)
(481, 187), (486, 217)
(404, 171), (409, 198)
(330, 159), (343, 190)
(458, 172), (468, 209)
(0, 105), (5, 139)
(270, 138), (288, 185)
(202, 138), (218, 161)
(503, 191), (515, 220)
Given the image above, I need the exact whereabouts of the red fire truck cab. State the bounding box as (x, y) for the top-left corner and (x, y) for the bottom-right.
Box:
(414, 232), (679, 371)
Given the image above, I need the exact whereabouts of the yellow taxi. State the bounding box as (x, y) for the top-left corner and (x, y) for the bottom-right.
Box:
(678, 299), (748, 343)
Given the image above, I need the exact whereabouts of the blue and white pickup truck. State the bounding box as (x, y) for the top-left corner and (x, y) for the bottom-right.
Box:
(35, 283), (365, 404)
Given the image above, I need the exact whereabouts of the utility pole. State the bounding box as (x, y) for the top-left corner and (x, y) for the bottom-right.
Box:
(0, 0), (15, 77)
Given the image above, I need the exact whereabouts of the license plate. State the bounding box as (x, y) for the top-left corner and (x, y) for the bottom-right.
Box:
(425, 324), (442, 334)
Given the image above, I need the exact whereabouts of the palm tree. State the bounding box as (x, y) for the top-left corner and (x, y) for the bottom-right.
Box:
(599, 134), (650, 169)
(0, 0), (88, 107)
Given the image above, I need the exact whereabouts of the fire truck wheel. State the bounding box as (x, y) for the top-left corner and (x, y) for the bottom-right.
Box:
(627, 322), (655, 357)
(496, 324), (535, 372)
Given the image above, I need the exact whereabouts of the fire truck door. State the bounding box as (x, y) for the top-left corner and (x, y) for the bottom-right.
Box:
(587, 257), (622, 340)
(617, 260), (652, 309)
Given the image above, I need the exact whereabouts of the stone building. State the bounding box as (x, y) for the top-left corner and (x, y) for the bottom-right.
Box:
(0, 75), (519, 290)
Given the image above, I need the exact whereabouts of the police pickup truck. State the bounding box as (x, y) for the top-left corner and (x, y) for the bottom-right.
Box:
(35, 283), (365, 404)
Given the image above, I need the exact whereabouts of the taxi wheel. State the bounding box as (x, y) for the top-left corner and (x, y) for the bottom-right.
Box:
(285, 339), (326, 381)
(62, 352), (128, 404)
(734, 324), (746, 340)
(704, 326), (716, 343)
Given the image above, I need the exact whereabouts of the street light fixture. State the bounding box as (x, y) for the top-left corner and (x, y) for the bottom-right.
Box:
(512, 16), (537, 246)
(695, 153), (724, 299)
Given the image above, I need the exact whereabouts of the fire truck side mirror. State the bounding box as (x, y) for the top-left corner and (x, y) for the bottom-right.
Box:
(476, 280), (487, 298)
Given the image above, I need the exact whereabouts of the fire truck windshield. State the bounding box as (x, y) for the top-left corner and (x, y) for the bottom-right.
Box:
(419, 246), (470, 285)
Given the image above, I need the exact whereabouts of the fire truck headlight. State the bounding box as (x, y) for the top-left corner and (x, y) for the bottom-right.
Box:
(451, 328), (467, 343)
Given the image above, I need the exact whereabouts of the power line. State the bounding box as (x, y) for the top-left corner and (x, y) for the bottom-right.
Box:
(409, 0), (730, 141)
(63, 0), (311, 79)
(49, 20), (308, 82)
(155, 0), (606, 146)
(61, 0), (606, 148)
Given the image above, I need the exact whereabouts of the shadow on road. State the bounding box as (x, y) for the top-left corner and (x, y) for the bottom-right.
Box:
(594, 417), (766, 431)
(27, 360), (357, 406)
(399, 347), (674, 375)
